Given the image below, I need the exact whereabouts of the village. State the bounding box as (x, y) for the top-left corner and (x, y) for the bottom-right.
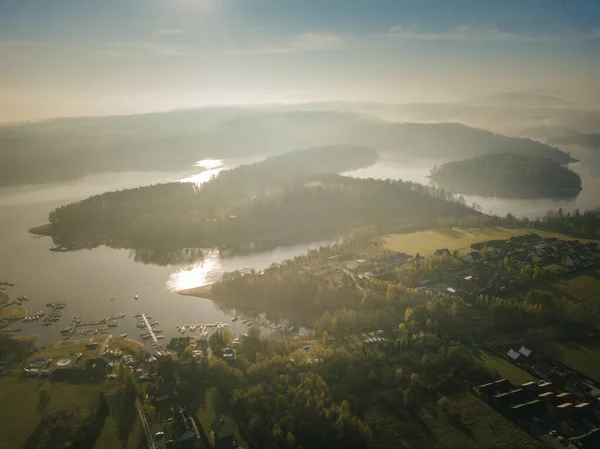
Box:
(340, 233), (600, 301)
(479, 343), (600, 448)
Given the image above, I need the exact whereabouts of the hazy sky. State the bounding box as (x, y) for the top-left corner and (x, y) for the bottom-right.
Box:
(1, 0), (599, 122)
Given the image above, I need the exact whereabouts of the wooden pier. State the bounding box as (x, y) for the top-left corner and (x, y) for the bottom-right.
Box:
(140, 313), (162, 349)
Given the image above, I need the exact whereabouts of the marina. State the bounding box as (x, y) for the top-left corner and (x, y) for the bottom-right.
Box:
(138, 313), (163, 350)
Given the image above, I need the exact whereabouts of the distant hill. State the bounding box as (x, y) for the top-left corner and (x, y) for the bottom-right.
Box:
(549, 133), (600, 150)
(32, 147), (477, 251)
(513, 125), (581, 140)
(0, 108), (574, 186)
(464, 92), (571, 108)
(429, 153), (582, 199)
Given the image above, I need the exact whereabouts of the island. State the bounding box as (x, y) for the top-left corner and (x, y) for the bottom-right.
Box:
(429, 153), (582, 198)
(30, 146), (479, 252)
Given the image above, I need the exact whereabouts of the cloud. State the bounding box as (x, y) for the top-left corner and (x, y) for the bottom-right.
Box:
(96, 41), (194, 57)
(387, 25), (600, 42)
(233, 32), (346, 55)
(154, 29), (184, 37)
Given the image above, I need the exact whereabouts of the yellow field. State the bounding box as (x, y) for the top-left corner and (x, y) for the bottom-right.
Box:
(474, 350), (534, 385)
(554, 271), (600, 304)
(383, 227), (588, 255)
(547, 342), (600, 383)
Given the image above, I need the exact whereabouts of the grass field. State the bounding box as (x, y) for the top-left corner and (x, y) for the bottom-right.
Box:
(553, 270), (600, 304)
(474, 350), (534, 385)
(420, 393), (542, 449)
(546, 342), (600, 383)
(0, 377), (121, 449)
(0, 377), (45, 449)
(383, 226), (591, 255)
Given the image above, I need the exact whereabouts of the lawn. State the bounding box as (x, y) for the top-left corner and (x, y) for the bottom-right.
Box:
(382, 226), (590, 255)
(27, 337), (106, 368)
(474, 350), (534, 385)
(553, 270), (600, 304)
(0, 377), (44, 449)
(0, 377), (119, 449)
(546, 342), (600, 383)
(420, 393), (542, 449)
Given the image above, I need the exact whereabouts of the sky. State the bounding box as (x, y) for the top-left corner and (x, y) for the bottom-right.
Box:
(0, 0), (599, 122)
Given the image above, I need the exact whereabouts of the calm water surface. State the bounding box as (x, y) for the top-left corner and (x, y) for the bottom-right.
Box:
(2, 145), (600, 347)
(0, 159), (330, 346)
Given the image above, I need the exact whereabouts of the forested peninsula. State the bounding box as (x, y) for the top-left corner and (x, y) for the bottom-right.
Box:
(429, 153), (582, 199)
(31, 146), (477, 251)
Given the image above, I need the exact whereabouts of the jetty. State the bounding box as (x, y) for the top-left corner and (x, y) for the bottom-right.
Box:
(139, 313), (162, 349)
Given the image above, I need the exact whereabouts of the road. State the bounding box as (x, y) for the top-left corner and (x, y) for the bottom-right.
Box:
(136, 398), (157, 449)
(342, 268), (368, 304)
(97, 335), (111, 356)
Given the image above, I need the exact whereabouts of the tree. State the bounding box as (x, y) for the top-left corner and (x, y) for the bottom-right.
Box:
(437, 396), (451, 412)
(37, 387), (51, 419)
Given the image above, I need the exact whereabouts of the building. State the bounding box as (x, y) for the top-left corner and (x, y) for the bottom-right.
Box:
(518, 346), (532, 358)
(562, 254), (582, 267)
(462, 252), (483, 264)
(507, 349), (520, 361)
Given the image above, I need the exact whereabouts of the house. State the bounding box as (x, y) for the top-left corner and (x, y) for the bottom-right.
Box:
(562, 254), (582, 267)
(211, 415), (236, 449)
(222, 348), (236, 363)
(147, 380), (177, 404)
(462, 252), (483, 264)
(556, 392), (571, 404)
(434, 248), (451, 256)
(518, 346), (532, 358)
(507, 349), (520, 361)
(533, 361), (552, 379)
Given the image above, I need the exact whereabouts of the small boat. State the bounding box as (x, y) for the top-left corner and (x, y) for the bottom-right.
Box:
(134, 313), (141, 318)
(276, 324), (283, 330)
(180, 326), (186, 333)
(108, 320), (117, 327)
(76, 353), (82, 359)
(134, 295), (139, 300)
(120, 333), (127, 338)
(153, 328), (163, 334)
(136, 323), (145, 328)
(189, 325), (197, 332)
(232, 316), (239, 322)
(156, 335), (165, 340)
(141, 335), (152, 340)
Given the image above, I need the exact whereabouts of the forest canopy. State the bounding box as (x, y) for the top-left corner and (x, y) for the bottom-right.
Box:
(34, 146), (478, 250)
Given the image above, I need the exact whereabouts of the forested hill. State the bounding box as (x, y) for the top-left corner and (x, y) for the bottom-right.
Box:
(381, 123), (574, 164)
(35, 170), (478, 251)
(429, 153), (582, 198)
(0, 108), (573, 185)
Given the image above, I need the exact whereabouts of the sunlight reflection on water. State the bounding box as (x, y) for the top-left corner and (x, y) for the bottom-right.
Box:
(179, 159), (224, 184)
(167, 249), (223, 291)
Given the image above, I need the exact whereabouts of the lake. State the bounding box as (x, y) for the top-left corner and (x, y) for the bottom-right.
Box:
(0, 159), (334, 346)
(1, 144), (599, 347)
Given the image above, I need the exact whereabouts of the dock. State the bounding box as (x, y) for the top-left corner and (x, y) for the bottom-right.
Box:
(140, 313), (162, 349)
